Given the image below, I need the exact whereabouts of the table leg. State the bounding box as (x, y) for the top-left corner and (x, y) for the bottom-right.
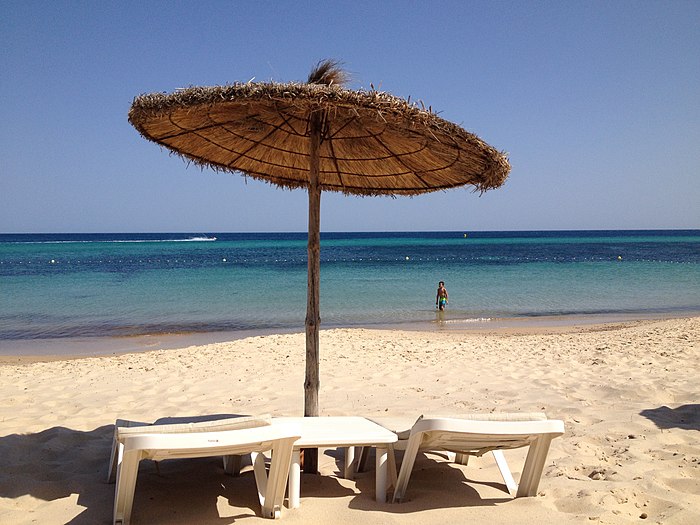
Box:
(288, 449), (301, 508)
(223, 454), (242, 476)
(344, 446), (356, 480)
(375, 446), (388, 503)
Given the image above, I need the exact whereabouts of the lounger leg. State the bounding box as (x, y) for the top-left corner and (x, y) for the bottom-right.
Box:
(223, 454), (243, 476)
(287, 449), (301, 509)
(356, 446), (370, 472)
(108, 438), (121, 484)
(109, 420), (146, 483)
(492, 450), (518, 497)
(393, 434), (422, 503)
(454, 452), (469, 465)
(387, 445), (397, 490)
(262, 438), (295, 519)
(113, 448), (142, 525)
(516, 435), (554, 497)
(108, 436), (119, 483)
(252, 452), (269, 512)
(344, 446), (355, 480)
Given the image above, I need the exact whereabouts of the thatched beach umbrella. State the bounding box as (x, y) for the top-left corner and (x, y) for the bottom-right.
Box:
(128, 60), (510, 472)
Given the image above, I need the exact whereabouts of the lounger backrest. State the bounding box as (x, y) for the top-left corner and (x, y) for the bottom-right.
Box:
(445, 413), (547, 422)
(370, 413), (548, 440)
(411, 416), (564, 456)
(116, 415), (272, 439)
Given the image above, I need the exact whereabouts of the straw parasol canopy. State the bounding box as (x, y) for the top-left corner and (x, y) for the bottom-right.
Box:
(128, 60), (510, 471)
(129, 61), (509, 196)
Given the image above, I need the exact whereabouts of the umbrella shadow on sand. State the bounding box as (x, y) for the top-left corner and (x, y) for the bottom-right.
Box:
(640, 404), (700, 431)
(0, 424), (117, 524)
(0, 419), (284, 524)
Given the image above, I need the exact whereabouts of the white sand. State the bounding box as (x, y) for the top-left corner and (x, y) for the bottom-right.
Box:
(0, 317), (698, 524)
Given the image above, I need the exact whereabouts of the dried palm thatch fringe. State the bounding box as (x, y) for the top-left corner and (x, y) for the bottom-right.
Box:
(307, 59), (350, 87)
(128, 62), (510, 196)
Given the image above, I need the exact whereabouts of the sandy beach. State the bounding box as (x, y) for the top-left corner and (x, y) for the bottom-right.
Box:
(0, 317), (698, 524)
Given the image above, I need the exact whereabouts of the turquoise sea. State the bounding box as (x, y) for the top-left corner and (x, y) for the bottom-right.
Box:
(1, 231), (699, 354)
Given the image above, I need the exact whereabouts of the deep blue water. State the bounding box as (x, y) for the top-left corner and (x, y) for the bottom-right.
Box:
(1, 230), (698, 342)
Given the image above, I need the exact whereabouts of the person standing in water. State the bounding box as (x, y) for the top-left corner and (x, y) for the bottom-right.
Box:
(436, 281), (449, 311)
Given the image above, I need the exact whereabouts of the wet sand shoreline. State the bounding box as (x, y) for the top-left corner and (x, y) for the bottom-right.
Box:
(2, 311), (696, 363)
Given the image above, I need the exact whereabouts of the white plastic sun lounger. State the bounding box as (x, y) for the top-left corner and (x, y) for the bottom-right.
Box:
(365, 413), (563, 502)
(108, 415), (300, 524)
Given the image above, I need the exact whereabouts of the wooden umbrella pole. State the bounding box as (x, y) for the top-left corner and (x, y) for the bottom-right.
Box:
(303, 110), (322, 473)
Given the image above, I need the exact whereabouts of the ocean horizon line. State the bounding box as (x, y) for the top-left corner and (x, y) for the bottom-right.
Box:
(2, 228), (699, 235)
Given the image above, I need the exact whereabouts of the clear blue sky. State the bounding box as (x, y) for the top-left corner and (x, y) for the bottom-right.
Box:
(2, 1), (698, 233)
